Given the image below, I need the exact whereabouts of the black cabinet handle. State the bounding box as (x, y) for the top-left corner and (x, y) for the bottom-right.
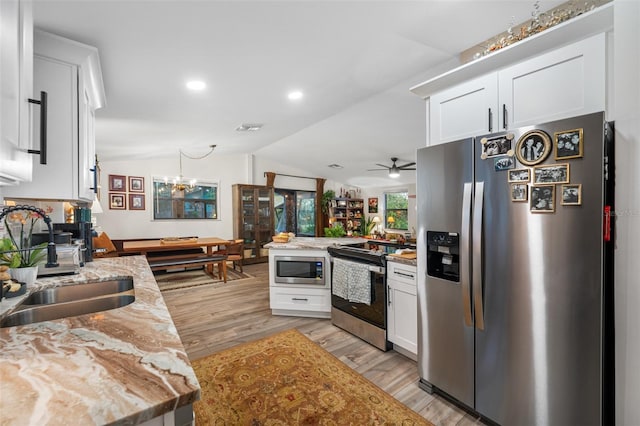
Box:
(502, 104), (507, 130)
(291, 298), (308, 302)
(27, 91), (48, 165)
(488, 108), (493, 132)
(90, 165), (98, 193)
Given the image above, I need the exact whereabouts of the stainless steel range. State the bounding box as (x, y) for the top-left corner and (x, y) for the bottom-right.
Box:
(327, 245), (390, 351)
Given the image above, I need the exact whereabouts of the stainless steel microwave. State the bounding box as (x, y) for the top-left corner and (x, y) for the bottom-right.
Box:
(273, 255), (326, 286)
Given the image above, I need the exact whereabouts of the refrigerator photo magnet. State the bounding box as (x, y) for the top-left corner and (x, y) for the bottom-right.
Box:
(480, 134), (515, 160)
(530, 185), (555, 213)
(515, 130), (552, 166)
(511, 183), (528, 202)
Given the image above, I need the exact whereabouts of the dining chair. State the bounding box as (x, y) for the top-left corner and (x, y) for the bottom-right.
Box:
(226, 239), (244, 273)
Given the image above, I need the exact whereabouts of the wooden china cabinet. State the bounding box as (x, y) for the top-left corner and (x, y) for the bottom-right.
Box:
(232, 184), (274, 264)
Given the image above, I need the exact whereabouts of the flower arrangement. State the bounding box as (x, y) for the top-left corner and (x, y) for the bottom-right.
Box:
(0, 208), (51, 268)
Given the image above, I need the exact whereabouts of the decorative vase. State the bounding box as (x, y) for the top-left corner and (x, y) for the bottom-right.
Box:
(10, 266), (39, 287)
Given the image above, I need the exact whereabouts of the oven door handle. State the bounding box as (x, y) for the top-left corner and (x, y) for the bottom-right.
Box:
(368, 265), (385, 274)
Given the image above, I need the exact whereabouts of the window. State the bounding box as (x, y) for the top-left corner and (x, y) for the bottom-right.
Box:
(152, 178), (219, 220)
(385, 191), (408, 230)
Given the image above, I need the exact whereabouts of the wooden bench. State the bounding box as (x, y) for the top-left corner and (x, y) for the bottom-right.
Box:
(148, 254), (228, 282)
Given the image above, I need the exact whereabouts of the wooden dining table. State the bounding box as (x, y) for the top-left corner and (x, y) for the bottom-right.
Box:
(122, 237), (230, 279)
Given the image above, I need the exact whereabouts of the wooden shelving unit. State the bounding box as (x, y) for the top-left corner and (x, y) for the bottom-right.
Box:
(331, 198), (364, 233)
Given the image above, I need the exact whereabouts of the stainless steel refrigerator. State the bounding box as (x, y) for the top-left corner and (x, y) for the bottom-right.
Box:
(416, 112), (614, 425)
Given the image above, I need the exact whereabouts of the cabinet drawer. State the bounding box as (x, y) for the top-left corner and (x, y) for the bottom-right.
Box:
(387, 261), (417, 286)
(270, 287), (330, 312)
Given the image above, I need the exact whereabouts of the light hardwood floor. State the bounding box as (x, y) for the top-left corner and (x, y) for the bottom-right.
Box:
(161, 262), (486, 426)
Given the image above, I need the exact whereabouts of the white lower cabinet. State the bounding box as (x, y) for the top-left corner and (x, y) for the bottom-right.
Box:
(270, 286), (331, 319)
(386, 260), (417, 358)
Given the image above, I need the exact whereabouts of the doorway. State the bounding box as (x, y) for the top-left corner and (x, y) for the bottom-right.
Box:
(274, 189), (316, 236)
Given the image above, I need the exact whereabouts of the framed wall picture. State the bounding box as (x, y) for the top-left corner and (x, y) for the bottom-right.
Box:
(128, 176), (145, 192)
(368, 197), (378, 213)
(533, 163), (570, 184)
(129, 194), (145, 210)
(554, 128), (584, 160)
(530, 185), (555, 213)
(515, 130), (552, 166)
(511, 183), (528, 202)
(561, 184), (582, 205)
(508, 168), (530, 183)
(109, 193), (126, 210)
(480, 133), (514, 159)
(108, 174), (126, 192)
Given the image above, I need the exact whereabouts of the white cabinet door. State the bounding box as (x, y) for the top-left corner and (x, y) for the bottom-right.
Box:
(0, 0), (32, 185)
(386, 261), (417, 356)
(4, 55), (79, 199)
(429, 73), (498, 145)
(78, 71), (97, 201)
(499, 33), (606, 129)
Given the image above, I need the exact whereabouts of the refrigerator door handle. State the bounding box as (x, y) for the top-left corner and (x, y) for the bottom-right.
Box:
(461, 182), (473, 327)
(473, 181), (485, 330)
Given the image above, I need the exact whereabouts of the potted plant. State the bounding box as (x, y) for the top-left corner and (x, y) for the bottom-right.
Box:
(321, 190), (335, 216)
(360, 216), (376, 237)
(0, 211), (48, 286)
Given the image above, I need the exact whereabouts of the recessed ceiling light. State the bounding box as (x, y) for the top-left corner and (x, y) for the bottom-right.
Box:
(186, 80), (206, 91)
(328, 164), (343, 169)
(288, 91), (303, 100)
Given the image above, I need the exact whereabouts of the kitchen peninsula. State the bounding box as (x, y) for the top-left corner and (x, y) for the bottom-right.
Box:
(266, 237), (366, 318)
(0, 256), (200, 426)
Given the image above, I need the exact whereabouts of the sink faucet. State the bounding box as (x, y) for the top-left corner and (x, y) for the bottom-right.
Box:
(0, 205), (58, 268)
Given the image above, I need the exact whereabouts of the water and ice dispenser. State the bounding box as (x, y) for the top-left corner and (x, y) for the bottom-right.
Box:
(426, 231), (460, 282)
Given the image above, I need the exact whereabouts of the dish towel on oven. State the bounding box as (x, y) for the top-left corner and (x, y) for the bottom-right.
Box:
(332, 258), (372, 305)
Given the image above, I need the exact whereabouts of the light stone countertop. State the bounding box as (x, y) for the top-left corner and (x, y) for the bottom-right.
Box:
(386, 256), (418, 267)
(0, 256), (200, 425)
(264, 236), (367, 250)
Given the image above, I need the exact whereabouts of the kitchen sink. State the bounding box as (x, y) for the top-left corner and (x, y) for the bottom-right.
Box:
(1, 295), (135, 328)
(21, 278), (134, 305)
(0, 277), (136, 328)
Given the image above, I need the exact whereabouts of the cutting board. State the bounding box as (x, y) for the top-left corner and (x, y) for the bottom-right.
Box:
(388, 252), (417, 260)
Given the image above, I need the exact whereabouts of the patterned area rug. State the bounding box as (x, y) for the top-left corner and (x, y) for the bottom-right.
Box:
(191, 329), (431, 425)
(154, 267), (252, 292)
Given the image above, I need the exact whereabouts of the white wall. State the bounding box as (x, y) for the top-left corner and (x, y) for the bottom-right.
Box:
(97, 154), (248, 240)
(613, 1), (640, 425)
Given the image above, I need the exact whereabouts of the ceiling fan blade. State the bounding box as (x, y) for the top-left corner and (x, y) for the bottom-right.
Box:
(398, 162), (416, 169)
(367, 168), (388, 171)
(375, 163), (390, 169)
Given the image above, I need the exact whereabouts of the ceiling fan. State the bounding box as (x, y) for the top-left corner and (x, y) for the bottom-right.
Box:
(367, 157), (416, 178)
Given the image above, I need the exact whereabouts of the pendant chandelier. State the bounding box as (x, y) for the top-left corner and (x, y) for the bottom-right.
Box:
(164, 145), (216, 191)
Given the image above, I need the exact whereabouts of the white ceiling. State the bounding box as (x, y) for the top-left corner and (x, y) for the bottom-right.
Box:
(32, 0), (565, 188)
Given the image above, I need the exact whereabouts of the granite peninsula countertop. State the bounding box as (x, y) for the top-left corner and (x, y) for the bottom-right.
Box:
(0, 256), (200, 425)
(264, 236), (367, 250)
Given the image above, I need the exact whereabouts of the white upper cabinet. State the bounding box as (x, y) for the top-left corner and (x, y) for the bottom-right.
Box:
(498, 33), (606, 130)
(0, 0), (33, 185)
(427, 33), (606, 146)
(413, 4), (612, 146)
(429, 74), (498, 144)
(4, 30), (105, 201)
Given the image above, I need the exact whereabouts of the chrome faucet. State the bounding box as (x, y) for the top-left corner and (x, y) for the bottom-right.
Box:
(0, 205), (58, 268)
